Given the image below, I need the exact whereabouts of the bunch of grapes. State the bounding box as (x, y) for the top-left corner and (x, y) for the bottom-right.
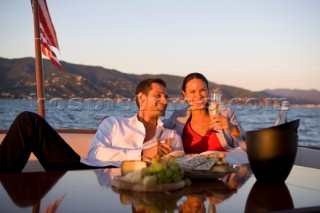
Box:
(141, 158), (184, 184)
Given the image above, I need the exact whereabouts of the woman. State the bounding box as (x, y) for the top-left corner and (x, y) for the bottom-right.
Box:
(164, 72), (246, 154)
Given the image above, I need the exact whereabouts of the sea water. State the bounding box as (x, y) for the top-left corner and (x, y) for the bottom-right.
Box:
(0, 99), (319, 148)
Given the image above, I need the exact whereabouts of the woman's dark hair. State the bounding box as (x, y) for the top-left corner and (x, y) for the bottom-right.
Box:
(135, 78), (166, 108)
(181, 72), (209, 92)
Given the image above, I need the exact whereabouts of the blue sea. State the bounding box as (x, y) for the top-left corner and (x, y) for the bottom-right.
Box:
(0, 99), (319, 148)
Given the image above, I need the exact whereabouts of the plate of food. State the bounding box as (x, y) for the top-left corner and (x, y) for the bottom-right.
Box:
(162, 151), (238, 179)
(183, 171), (228, 179)
(111, 159), (187, 192)
(183, 169), (235, 179)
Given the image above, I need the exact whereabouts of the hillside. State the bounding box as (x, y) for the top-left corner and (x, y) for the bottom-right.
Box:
(260, 89), (320, 105)
(1, 57), (318, 104)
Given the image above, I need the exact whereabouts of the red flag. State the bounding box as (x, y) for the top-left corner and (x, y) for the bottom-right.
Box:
(40, 23), (64, 70)
(35, 0), (64, 71)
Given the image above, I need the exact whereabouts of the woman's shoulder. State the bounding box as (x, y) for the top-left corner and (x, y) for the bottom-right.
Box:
(163, 107), (190, 129)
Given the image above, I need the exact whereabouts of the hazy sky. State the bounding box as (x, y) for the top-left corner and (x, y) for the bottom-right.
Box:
(1, 0), (320, 91)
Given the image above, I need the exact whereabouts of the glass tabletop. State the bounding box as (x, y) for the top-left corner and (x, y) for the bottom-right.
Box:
(1, 164), (320, 213)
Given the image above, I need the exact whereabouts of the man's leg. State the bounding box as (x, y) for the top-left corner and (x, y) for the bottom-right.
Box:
(0, 111), (82, 172)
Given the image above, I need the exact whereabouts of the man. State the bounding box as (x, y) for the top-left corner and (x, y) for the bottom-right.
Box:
(0, 78), (183, 172)
(85, 78), (183, 167)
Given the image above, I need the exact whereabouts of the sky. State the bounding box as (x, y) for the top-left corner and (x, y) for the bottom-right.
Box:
(0, 0), (320, 91)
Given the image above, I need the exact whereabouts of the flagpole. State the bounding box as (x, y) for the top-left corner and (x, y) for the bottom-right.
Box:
(32, 0), (46, 118)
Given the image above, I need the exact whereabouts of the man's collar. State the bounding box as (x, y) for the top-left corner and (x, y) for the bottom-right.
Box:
(133, 113), (164, 127)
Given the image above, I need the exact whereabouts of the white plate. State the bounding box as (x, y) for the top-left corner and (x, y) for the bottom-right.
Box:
(184, 171), (229, 179)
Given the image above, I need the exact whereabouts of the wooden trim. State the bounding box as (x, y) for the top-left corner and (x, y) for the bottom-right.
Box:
(0, 130), (7, 134)
(56, 129), (97, 134)
(0, 129), (96, 134)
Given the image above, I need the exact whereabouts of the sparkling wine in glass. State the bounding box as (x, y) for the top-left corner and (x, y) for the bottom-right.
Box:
(209, 92), (222, 117)
(164, 129), (176, 146)
(209, 92), (222, 133)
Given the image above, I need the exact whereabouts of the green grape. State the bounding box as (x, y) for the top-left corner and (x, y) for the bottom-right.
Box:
(184, 178), (192, 186)
(168, 158), (176, 163)
(156, 171), (165, 179)
(162, 163), (167, 170)
(141, 167), (152, 176)
(168, 163), (179, 171)
(147, 165), (155, 173)
(144, 158), (184, 184)
(151, 158), (159, 165)
(165, 169), (173, 177)
(153, 163), (163, 172)
(171, 171), (182, 183)
(149, 164), (160, 173)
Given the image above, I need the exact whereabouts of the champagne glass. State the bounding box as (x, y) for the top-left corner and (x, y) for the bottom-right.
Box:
(164, 129), (176, 146)
(209, 92), (222, 116)
(209, 92), (222, 132)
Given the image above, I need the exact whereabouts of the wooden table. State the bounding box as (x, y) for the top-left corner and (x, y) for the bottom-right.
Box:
(1, 164), (320, 212)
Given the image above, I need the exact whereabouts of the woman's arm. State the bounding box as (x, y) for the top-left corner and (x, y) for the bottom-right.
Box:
(214, 108), (246, 150)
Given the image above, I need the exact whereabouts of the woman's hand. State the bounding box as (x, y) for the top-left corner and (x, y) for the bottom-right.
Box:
(210, 114), (240, 137)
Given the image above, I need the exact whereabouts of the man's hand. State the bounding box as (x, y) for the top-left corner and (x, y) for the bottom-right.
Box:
(142, 145), (158, 160)
(142, 144), (173, 159)
(159, 143), (173, 156)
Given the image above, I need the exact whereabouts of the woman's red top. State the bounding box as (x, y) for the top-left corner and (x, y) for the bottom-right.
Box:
(182, 119), (225, 154)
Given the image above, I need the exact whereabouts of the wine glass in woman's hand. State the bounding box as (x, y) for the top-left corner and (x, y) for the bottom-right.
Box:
(209, 92), (222, 132)
(209, 92), (222, 116)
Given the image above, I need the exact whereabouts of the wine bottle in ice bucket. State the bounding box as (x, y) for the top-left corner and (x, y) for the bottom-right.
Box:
(246, 100), (299, 183)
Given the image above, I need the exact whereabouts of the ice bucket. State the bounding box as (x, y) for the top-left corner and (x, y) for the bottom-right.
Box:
(246, 119), (300, 183)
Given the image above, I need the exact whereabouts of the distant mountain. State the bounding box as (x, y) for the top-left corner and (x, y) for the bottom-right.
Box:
(0, 57), (318, 105)
(260, 89), (320, 104)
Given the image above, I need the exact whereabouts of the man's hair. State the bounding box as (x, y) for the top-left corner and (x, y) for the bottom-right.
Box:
(135, 78), (167, 108)
(181, 72), (209, 92)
